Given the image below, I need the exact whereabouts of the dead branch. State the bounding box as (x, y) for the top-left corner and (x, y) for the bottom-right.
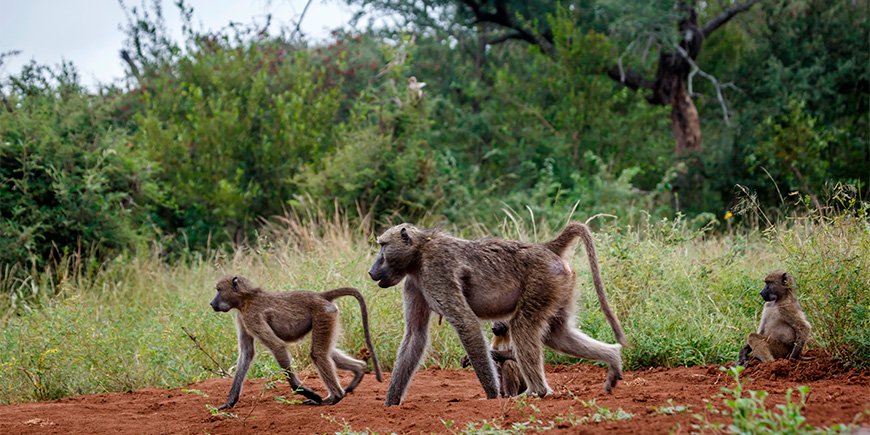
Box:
(181, 325), (229, 377)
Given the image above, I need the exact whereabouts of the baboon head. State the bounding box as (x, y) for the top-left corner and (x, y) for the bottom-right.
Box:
(369, 224), (425, 288)
(210, 275), (254, 312)
(492, 321), (509, 337)
(760, 270), (795, 302)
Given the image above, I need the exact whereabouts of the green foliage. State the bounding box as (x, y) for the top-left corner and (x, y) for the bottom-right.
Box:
(731, 0), (869, 202)
(777, 205), (870, 366)
(0, 63), (157, 269)
(132, 39), (342, 246)
(694, 366), (853, 434)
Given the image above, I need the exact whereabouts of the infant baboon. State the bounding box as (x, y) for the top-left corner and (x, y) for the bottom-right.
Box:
(369, 221), (625, 406)
(737, 271), (811, 366)
(210, 276), (382, 408)
(461, 321), (526, 397)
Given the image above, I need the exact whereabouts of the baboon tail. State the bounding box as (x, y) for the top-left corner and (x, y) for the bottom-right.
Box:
(321, 287), (384, 382)
(549, 222), (627, 347)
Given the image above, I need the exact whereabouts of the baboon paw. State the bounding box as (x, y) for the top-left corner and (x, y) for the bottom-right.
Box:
(217, 402), (235, 410)
(302, 399), (323, 406)
(322, 395), (344, 405)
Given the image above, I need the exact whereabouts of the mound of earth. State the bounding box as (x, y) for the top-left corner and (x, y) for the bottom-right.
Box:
(740, 350), (866, 383)
(0, 357), (866, 434)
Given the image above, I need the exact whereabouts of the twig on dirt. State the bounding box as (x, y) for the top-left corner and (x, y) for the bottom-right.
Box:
(181, 326), (229, 377)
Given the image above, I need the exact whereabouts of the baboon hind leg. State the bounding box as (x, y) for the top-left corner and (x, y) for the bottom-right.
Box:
(747, 333), (792, 361)
(309, 313), (344, 405)
(265, 343), (323, 405)
(544, 309), (623, 393)
(747, 333), (776, 362)
(332, 349), (367, 394)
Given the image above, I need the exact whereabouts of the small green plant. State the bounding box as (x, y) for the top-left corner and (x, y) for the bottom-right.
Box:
(321, 414), (376, 435)
(204, 404), (237, 419)
(180, 388), (208, 397)
(652, 399), (691, 415)
(693, 366), (853, 434)
(273, 395), (302, 406)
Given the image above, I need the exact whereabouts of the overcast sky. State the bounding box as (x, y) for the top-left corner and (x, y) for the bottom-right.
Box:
(0, 0), (356, 88)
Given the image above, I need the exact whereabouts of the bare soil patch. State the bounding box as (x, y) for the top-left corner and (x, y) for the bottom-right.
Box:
(1, 351), (867, 434)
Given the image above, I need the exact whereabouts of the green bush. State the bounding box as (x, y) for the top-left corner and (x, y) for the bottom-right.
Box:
(0, 62), (157, 269)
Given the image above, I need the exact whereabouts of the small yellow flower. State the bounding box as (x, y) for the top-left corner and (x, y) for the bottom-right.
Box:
(724, 211), (733, 220)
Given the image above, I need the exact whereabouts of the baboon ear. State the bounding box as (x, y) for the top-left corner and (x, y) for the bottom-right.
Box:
(781, 272), (789, 285)
(400, 227), (411, 243)
(232, 276), (240, 291)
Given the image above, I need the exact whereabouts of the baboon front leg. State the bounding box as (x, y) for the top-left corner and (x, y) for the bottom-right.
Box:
(309, 314), (344, 405)
(219, 326), (255, 409)
(545, 316), (623, 393)
(444, 310), (500, 400)
(385, 282), (432, 406)
(737, 343), (753, 366)
(332, 349), (367, 394)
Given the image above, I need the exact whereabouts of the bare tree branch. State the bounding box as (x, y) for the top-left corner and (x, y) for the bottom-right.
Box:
(460, 0), (555, 56)
(606, 65), (654, 92)
(485, 31), (527, 45)
(292, 0), (315, 38)
(676, 45), (736, 124)
(120, 49), (142, 83)
(702, 0), (760, 38)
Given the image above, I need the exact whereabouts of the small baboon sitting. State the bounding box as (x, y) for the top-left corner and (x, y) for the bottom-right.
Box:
(210, 276), (382, 408)
(737, 271), (811, 366)
(461, 321), (526, 397)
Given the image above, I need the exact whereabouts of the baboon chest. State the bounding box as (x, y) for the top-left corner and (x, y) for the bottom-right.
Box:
(760, 306), (796, 344)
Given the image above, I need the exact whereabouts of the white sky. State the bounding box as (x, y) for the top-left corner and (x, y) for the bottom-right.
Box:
(0, 0), (357, 88)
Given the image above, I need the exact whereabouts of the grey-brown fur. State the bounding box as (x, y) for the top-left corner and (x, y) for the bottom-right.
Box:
(368, 222), (625, 406)
(737, 271), (811, 366)
(210, 276), (382, 408)
(462, 321), (527, 397)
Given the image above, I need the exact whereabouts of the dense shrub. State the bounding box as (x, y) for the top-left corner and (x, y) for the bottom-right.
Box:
(0, 63), (157, 267)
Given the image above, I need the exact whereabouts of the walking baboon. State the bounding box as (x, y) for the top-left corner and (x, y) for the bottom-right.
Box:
(209, 276), (383, 408)
(737, 271), (811, 366)
(369, 222), (626, 406)
(461, 321), (526, 397)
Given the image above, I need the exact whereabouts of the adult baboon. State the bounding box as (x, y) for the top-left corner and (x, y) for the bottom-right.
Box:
(737, 271), (811, 366)
(461, 321), (526, 397)
(210, 276), (382, 408)
(369, 222), (626, 406)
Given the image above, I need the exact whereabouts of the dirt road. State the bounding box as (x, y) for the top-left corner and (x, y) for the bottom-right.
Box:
(1, 352), (866, 434)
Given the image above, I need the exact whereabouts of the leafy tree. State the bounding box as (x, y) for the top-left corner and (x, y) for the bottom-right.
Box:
(0, 62), (157, 266)
(346, 0), (760, 154)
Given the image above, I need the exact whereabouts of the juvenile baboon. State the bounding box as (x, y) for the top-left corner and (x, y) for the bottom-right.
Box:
(369, 222), (626, 406)
(210, 276), (383, 408)
(737, 271), (811, 366)
(461, 321), (526, 397)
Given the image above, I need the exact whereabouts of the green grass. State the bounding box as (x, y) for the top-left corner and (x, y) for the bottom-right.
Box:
(0, 210), (866, 404)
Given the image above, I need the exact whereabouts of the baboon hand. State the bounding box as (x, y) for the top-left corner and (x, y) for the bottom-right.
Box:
(460, 355), (471, 368)
(218, 401), (236, 410)
(490, 349), (514, 363)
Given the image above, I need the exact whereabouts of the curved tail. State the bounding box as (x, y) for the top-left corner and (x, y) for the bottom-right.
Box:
(321, 287), (384, 382)
(546, 222), (627, 346)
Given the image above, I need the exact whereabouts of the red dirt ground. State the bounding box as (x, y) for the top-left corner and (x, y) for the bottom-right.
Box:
(1, 351), (867, 434)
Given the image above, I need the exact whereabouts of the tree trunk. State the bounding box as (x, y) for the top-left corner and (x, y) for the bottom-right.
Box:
(671, 80), (702, 153)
